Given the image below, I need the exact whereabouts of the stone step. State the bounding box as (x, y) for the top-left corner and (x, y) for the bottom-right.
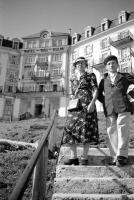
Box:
(56, 165), (134, 178)
(58, 146), (134, 165)
(52, 193), (134, 200)
(54, 177), (134, 194)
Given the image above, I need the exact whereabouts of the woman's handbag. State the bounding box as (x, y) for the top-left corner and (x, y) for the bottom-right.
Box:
(68, 98), (82, 112)
(67, 80), (82, 112)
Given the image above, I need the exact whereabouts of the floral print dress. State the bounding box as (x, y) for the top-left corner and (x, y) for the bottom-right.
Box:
(63, 72), (99, 145)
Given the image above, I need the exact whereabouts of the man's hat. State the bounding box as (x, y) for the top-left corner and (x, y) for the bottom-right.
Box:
(104, 55), (118, 66)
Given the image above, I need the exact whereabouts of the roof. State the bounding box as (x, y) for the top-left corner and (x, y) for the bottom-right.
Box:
(73, 10), (134, 43)
(22, 30), (70, 39)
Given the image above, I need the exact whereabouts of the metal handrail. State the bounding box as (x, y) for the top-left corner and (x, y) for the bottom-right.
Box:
(9, 110), (58, 200)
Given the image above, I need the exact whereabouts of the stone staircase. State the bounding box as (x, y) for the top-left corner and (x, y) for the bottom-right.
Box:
(52, 145), (134, 200)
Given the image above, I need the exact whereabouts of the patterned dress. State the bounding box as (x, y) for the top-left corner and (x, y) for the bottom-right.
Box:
(63, 72), (99, 145)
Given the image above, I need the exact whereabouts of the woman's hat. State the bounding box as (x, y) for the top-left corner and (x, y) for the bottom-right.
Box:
(73, 57), (88, 67)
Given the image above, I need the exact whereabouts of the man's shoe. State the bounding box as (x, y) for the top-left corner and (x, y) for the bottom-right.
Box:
(116, 156), (128, 167)
(64, 158), (79, 165)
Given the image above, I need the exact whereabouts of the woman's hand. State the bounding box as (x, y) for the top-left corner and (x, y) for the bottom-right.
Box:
(87, 102), (95, 113)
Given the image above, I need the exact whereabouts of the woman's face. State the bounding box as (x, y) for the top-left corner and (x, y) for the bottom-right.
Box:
(75, 61), (86, 73)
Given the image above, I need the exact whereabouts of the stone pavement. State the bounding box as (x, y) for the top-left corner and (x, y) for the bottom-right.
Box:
(52, 146), (134, 200)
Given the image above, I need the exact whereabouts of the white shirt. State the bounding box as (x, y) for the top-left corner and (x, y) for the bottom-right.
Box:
(108, 72), (117, 84)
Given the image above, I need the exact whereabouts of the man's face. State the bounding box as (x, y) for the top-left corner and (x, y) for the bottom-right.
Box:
(106, 60), (118, 73)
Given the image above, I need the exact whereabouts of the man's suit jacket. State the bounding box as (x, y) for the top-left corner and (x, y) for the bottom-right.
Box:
(98, 72), (134, 116)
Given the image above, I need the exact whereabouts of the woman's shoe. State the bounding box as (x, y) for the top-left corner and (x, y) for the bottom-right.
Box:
(64, 158), (79, 165)
(108, 157), (117, 165)
(80, 158), (88, 165)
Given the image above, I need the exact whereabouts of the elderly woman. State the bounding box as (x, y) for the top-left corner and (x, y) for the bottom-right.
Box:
(62, 57), (99, 165)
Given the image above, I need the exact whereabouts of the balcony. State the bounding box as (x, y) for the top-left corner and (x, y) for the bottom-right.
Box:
(110, 31), (134, 48)
(31, 72), (50, 82)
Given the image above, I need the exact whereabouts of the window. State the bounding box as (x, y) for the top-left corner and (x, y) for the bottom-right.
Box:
(53, 84), (57, 92)
(27, 42), (32, 48)
(57, 40), (62, 46)
(72, 51), (78, 61)
(119, 48), (130, 60)
(86, 30), (90, 38)
(101, 18), (110, 31)
(119, 31), (129, 39)
(25, 55), (36, 64)
(101, 23), (107, 31)
(72, 33), (81, 44)
(62, 38), (67, 45)
(8, 86), (13, 93)
(52, 54), (62, 62)
(72, 37), (77, 44)
(9, 55), (19, 65)
(52, 39), (57, 46)
(13, 42), (19, 49)
(0, 38), (3, 46)
(85, 44), (93, 56)
(23, 41), (27, 49)
(32, 41), (39, 48)
(118, 11), (128, 24)
(40, 40), (49, 48)
(51, 65), (61, 76)
(39, 85), (44, 92)
(85, 26), (94, 38)
(45, 40), (49, 47)
(100, 38), (110, 50)
(87, 58), (94, 72)
(38, 54), (48, 62)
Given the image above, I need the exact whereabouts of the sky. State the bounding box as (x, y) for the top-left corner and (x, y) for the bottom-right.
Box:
(1, 0), (134, 40)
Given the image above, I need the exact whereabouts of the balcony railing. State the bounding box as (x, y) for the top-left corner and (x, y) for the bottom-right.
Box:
(31, 73), (50, 82)
(110, 31), (134, 47)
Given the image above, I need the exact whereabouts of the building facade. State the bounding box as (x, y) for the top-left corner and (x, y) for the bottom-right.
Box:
(16, 30), (71, 118)
(0, 10), (134, 120)
(70, 10), (134, 111)
(0, 36), (23, 120)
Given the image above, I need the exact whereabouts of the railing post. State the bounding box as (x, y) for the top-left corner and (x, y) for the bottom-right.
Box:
(31, 139), (48, 200)
(49, 112), (58, 151)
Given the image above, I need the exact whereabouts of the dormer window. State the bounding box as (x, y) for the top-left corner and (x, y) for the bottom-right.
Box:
(72, 33), (81, 44)
(12, 38), (20, 49)
(84, 26), (94, 38)
(118, 10), (128, 24)
(0, 35), (4, 46)
(13, 42), (19, 49)
(101, 18), (111, 31)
